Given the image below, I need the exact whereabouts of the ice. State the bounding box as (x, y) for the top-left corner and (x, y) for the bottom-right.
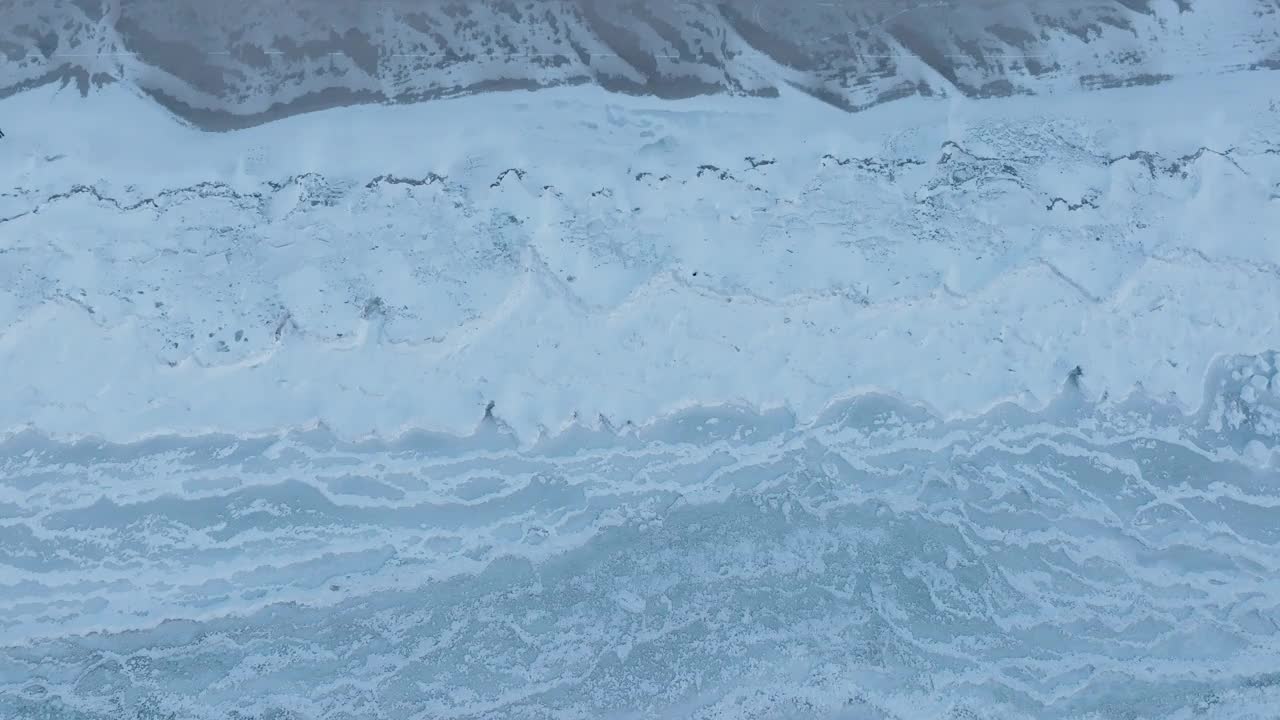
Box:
(0, 357), (1277, 718)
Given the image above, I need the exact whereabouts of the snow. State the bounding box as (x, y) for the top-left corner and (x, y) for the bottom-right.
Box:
(1, 71), (1279, 445)
(6, 17), (1280, 712)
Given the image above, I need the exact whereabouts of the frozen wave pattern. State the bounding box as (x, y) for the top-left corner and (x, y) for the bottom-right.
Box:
(2, 354), (1279, 720)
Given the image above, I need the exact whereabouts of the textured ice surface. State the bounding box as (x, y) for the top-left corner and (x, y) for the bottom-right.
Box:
(1, 354), (1278, 719)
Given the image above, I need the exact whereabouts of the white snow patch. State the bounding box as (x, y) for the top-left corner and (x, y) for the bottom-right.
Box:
(1, 73), (1279, 443)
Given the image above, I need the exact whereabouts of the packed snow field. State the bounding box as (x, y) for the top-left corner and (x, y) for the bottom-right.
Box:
(1, 354), (1279, 719)
(2, 73), (1280, 442)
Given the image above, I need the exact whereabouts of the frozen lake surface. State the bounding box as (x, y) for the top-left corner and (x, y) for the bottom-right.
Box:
(2, 354), (1278, 719)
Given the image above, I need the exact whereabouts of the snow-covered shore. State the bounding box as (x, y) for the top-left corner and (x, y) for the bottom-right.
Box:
(2, 71), (1278, 444)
